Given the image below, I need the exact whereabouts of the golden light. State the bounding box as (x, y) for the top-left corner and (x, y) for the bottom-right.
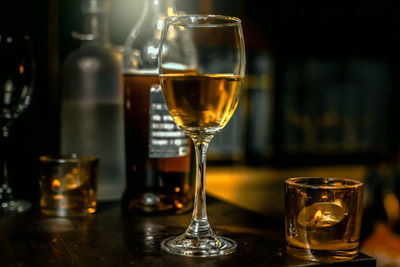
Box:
(383, 193), (400, 224)
(313, 209), (323, 221)
(333, 199), (343, 207)
(72, 167), (80, 175)
(51, 179), (61, 192)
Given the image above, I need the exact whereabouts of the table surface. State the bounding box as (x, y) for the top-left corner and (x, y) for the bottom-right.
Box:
(0, 197), (375, 267)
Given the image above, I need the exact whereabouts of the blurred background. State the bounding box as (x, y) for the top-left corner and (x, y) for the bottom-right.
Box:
(1, 0), (400, 265)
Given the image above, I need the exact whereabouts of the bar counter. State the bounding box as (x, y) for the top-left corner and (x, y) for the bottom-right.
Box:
(0, 195), (374, 266)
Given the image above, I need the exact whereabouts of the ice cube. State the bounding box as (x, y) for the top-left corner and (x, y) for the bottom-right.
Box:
(297, 202), (345, 230)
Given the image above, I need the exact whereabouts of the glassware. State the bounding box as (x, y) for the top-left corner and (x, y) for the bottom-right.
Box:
(159, 15), (246, 256)
(122, 0), (194, 214)
(285, 177), (364, 262)
(39, 154), (99, 217)
(60, 0), (124, 201)
(0, 33), (35, 212)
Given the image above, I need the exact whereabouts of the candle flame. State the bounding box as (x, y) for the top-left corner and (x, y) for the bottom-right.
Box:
(314, 209), (323, 220)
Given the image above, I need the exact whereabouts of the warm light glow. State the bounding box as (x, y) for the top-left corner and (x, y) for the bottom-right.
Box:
(51, 179), (61, 192)
(383, 193), (400, 224)
(314, 209), (323, 220)
(173, 200), (183, 209)
(174, 187), (180, 193)
(167, 7), (175, 16)
(19, 64), (24, 74)
(333, 199), (343, 207)
(53, 195), (63, 200)
(72, 168), (79, 175)
(206, 166), (366, 216)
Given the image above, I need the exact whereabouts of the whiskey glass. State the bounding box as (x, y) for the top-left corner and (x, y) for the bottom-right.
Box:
(39, 154), (99, 217)
(158, 15), (245, 256)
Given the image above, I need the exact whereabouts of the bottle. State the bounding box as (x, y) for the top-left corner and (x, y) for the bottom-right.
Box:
(240, 7), (274, 166)
(60, 0), (124, 201)
(245, 51), (274, 166)
(122, 0), (193, 214)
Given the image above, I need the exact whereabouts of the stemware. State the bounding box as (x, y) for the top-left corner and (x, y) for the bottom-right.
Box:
(0, 33), (35, 212)
(158, 15), (245, 256)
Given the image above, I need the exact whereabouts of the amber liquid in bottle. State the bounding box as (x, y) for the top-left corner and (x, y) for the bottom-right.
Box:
(122, 73), (193, 214)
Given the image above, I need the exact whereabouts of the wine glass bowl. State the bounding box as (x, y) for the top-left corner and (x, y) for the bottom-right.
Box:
(0, 33), (35, 212)
(0, 34), (34, 126)
(159, 15), (245, 257)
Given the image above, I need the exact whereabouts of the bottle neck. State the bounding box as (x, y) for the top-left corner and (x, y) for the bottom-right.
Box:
(123, 0), (177, 72)
(83, 13), (109, 44)
(147, 0), (177, 41)
(147, 0), (176, 16)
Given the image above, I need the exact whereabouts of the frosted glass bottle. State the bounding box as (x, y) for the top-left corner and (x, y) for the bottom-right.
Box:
(60, 0), (124, 200)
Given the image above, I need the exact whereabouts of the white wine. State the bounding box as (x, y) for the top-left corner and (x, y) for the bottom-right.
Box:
(160, 73), (243, 138)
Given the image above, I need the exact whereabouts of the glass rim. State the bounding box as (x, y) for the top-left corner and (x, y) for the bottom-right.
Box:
(285, 177), (363, 189)
(164, 14), (242, 27)
(39, 154), (98, 164)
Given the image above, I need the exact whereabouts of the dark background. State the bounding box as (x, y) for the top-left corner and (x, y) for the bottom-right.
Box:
(1, 0), (399, 202)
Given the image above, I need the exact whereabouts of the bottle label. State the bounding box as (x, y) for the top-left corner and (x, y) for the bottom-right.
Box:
(148, 84), (189, 158)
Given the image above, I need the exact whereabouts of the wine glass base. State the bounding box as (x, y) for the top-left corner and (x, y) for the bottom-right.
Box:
(1, 200), (32, 213)
(161, 233), (237, 257)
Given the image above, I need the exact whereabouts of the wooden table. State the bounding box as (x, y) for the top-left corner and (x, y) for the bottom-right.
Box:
(0, 197), (374, 266)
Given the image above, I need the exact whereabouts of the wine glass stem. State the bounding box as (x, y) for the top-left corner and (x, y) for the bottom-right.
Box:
(193, 140), (209, 221)
(1, 159), (10, 185)
(0, 128), (14, 201)
(186, 140), (213, 236)
(1, 127), (9, 183)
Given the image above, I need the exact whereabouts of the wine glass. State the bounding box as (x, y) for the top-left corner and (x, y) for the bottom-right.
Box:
(158, 15), (245, 256)
(0, 33), (35, 212)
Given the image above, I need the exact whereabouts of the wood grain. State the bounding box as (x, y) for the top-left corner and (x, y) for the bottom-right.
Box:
(0, 198), (374, 266)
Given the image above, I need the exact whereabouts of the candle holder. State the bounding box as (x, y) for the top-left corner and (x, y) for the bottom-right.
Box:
(39, 154), (99, 217)
(285, 177), (364, 263)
